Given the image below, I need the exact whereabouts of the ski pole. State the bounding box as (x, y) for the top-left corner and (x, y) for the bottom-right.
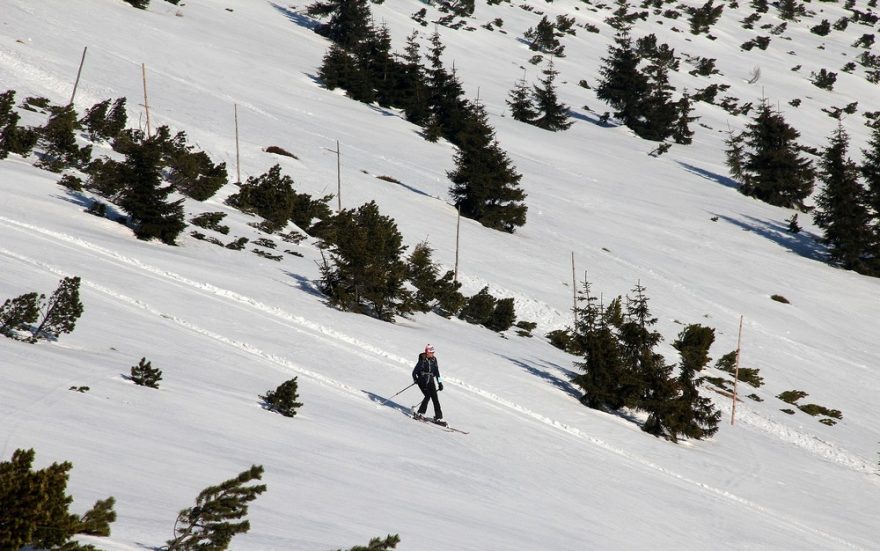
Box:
(378, 382), (417, 406)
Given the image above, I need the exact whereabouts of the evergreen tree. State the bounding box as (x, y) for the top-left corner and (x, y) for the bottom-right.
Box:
(618, 283), (677, 436)
(487, 297), (516, 332)
(0, 448), (115, 550)
(0, 291), (41, 337)
(167, 148), (228, 201)
(813, 125), (874, 273)
(459, 286), (496, 325)
(861, 125), (880, 257)
(634, 49), (678, 142)
(406, 241), (441, 313)
(0, 90), (37, 159)
(448, 102), (528, 232)
(524, 16), (564, 57)
(436, 0), (474, 17)
(30, 276), (83, 342)
(433, 270), (466, 316)
(36, 105), (92, 172)
(777, 0), (805, 21)
(319, 201), (412, 321)
(532, 61), (572, 131)
(226, 165), (297, 232)
(359, 23), (398, 107)
(130, 357), (163, 389)
(81, 98), (127, 142)
(306, 0), (375, 49)
(426, 31), (470, 144)
(122, 0), (149, 8)
(672, 91), (697, 145)
(596, 29), (650, 132)
(571, 281), (627, 410)
(663, 324), (721, 442)
(506, 75), (536, 123)
(167, 465), (267, 551)
(688, 0), (724, 35)
(260, 377), (304, 417)
(733, 100), (814, 208)
(118, 132), (186, 244)
(396, 31), (430, 126)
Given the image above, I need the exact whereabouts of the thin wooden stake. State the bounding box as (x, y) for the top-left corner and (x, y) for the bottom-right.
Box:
(234, 104), (241, 183)
(454, 206), (461, 283)
(142, 63), (152, 138)
(336, 140), (341, 212)
(731, 315), (744, 426)
(571, 252), (577, 326)
(68, 46), (88, 106)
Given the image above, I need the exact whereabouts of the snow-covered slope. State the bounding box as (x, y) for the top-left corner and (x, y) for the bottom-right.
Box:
(1, 0), (879, 549)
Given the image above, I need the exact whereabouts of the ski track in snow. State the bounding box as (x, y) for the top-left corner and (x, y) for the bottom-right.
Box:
(0, 217), (872, 550)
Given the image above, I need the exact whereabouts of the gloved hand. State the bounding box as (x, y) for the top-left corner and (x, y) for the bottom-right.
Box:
(438, 383), (444, 391)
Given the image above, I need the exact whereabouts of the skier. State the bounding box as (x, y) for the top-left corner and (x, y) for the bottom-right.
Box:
(412, 344), (444, 423)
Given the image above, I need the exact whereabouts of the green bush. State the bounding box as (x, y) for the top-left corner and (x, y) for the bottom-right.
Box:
(130, 357), (162, 389)
(260, 377), (303, 417)
(190, 212), (230, 234)
(777, 389), (808, 404)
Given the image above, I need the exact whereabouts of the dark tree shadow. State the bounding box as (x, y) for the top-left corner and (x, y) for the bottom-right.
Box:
(677, 162), (739, 190)
(717, 213), (827, 261)
(269, 2), (320, 31)
(284, 271), (326, 299)
(54, 190), (126, 221)
(375, 177), (433, 198)
(568, 109), (616, 128)
(499, 354), (582, 400)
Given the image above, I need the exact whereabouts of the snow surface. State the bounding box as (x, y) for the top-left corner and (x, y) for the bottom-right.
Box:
(1, 0), (879, 549)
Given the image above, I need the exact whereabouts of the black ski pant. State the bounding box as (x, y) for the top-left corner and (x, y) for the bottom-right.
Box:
(417, 384), (442, 419)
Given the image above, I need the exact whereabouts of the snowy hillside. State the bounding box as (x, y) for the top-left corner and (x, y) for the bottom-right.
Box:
(2, 0), (879, 549)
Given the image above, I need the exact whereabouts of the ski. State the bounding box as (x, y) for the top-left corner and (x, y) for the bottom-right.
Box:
(411, 413), (468, 434)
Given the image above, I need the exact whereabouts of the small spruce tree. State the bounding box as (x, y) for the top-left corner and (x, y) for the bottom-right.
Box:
(406, 241), (441, 313)
(663, 324), (721, 442)
(339, 534), (401, 551)
(130, 357), (163, 389)
(531, 61), (572, 131)
(36, 105), (92, 172)
(167, 465), (267, 551)
(459, 286), (496, 326)
(260, 377), (304, 417)
(506, 76), (537, 123)
(524, 16), (564, 56)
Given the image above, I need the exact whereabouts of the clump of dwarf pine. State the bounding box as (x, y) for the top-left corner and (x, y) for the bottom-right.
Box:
(0, 89), (39, 159)
(226, 164), (332, 233)
(458, 287), (517, 332)
(0, 448), (116, 550)
(713, 350), (764, 387)
(80, 98), (127, 142)
(28, 276), (84, 343)
(190, 211), (230, 235)
(36, 105), (92, 172)
(337, 534), (401, 551)
(260, 377), (304, 417)
(130, 357), (162, 389)
(404, 241), (465, 316)
(167, 465), (267, 551)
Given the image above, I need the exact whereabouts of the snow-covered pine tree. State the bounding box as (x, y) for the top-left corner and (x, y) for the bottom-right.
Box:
(167, 465), (267, 551)
(532, 61), (572, 131)
(448, 102), (528, 232)
(813, 124), (875, 274)
(260, 377), (304, 417)
(30, 276), (83, 342)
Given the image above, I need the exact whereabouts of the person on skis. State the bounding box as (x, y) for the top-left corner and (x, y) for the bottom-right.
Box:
(412, 344), (443, 423)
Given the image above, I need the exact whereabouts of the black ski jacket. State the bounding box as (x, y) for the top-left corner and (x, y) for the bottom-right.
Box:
(412, 353), (441, 389)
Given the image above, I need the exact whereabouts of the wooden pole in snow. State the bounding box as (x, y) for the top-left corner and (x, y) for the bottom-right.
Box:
(141, 63), (152, 138)
(454, 206), (461, 283)
(571, 252), (577, 326)
(731, 315), (744, 425)
(336, 140), (341, 212)
(69, 46), (88, 106)
(234, 104), (241, 183)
